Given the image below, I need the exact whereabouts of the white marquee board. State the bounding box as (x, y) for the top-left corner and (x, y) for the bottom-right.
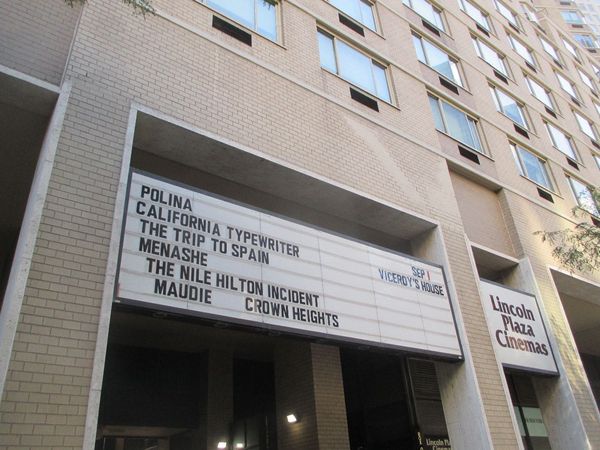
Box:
(116, 171), (462, 359)
(479, 280), (558, 375)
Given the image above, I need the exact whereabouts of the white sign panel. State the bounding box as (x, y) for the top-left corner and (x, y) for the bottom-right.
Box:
(116, 171), (462, 358)
(479, 280), (557, 374)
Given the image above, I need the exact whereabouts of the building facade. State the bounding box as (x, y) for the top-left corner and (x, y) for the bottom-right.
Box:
(0, 0), (600, 449)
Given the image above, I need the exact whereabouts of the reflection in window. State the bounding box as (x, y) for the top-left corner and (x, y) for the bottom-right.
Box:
(473, 37), (508, 76)
(429, 94), (483, 152)
(525, 77), (554, 110)
(413, 34), (462, 85)
(574, 111), (598, 140)
(556, 72), (579, 99)
(403, 0), (445, 31)
(490, 86), (528, 129)
(206, 0), (277, 40)
(561, 10), (584, 24)
(511, 144), (553, 190)
(330, 0), (376, 30)
(509, 35), (536, 67)
(317, 30), (391, 102)
(494, 0), (520, 28)
(458, 0), (491, 31)
(568, 176), (600, 215)
(546, 122), (578, 160)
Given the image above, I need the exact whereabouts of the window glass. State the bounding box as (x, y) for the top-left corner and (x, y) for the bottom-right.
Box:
(512, 144), (553, 189)
(473, 37), (508, 75)
(595, 102), (600, 117)
(556, 72), (579, 99)
(330, 0), (376, 30)
(509, 35), (536, 66)
(561, 10), (584, 24)
(546, 122), (578, 160)
(575, 111), (597, 139)
(318, 31), (337, 72)
(414, 35), (462, 85)
(563, 38), (579, 59)
(540, 37), (560, 61)
(459, 0), (490, 30)
(594, 154), (600, 168)
(525, 77), (553, 110)
(495, 0), (519, 27)
(491, 86), (528, 128)
(568, 177), (599, 215)
(404, 0), (445, 30)
(574, 34), (598, 48)
(521, 3), (538, 22)
(579, 69), (596, 90)
(318, 30), (391, 102)
(207, 0), (277, 39)
(429, 95), (483, 151)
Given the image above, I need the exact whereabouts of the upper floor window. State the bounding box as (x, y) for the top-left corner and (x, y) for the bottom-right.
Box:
(561, 10), (584, 24)
(594, 153), (600, 168)
(546, 122), (578, 160)
(595, 102), (600, 117)
(562, 38), (580, 60)
(428, 94), (483, 151)
(494, 0), (520, 29)
(508, 34), (536, 66)
(472, 36), (509, 76)
(490, 85), (529, 128)
(458, 0), (491, 31)
(403, 0), (445, 31)
(574, 111), (599, 140)
(525, 76), (555, 110)
(574, 34), (598, 49)
(579, 69), (597, 91)
(317, 30), (391, 102)
(592, 63), (600, 77)
(567, 176), (599, 215)
(521, 3), (538, 22)
(329, 0), (376, 31)
(414, 34), (462, 85)
(556, 72), (580, 100)
(511, 144), (554, 190)
(206, 0), (277, 40)
(540, 37), (561, 62)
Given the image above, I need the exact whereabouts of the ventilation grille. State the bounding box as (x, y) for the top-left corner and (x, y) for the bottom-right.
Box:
(350, 87), (379, 111)
(339, 13), (365, 36)
(212, 16), (252, 46)
(459, 145), (481, 164)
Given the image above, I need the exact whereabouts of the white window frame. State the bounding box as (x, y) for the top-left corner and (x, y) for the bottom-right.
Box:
(472, 36), (509, 76)
(579, 69), (597, 91)
(540, 37), (561, 63)
(328, 0), (377, 31)
(317, 29), (391, 102)
(508, 34), (536, 67)
(428, 94), (484, 152)
(511, 143), (554, 190)
(562, 37), (580, 60)
(458, 0), (491, 31)
(594, 153), (600, 169)
(574, 110), (599, 140)
(403, 0), (446, 31)
(561, 10), (584, 24)
(521, 3), (538, 22)
(494, 0), (520, 29)
(567, 176), (599, 216)
(556, 72), (580, 100)
(525, 76), (555, 110)
(573, 33), (598, 49)
(546, 122), (579, 161)
(203, 0), (279, 40)
(490, 85), (529, 129)
(413, 34), (463, 86)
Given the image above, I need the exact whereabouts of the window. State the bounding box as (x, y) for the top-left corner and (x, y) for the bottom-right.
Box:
(594, 153), (600, 168)
(521, 3), (538, 22)
(574, 34), (598, 48)
(403, 0), (445, 31)
(525, 77), (554, 110)
(562, 38), (580, 59)
(561, 10), (584, 24)
(556, 72), (579, 99)
(494, 0), (520, 28)
(579, 69), (597, 91)
(546, 122), (578, 160)
(413, 34), (462, 85)
(567, 176), (599, 215)
(317, 30), (391, 102)
(595, 102), (600, 117)
(574, 111), (598, 140)
(472, 37), (509, 76)
(508, 35), (536, 67)
(592, 63), (600, 77)
(329, 0), (376, 30)
(458, 0), (491, 31)
(205, 0), (277, 40)
(540, 37), (561, 62)
(428, 94), (483, 151)
(511, 144), (553, 189)
(490, 85), (529, 128)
